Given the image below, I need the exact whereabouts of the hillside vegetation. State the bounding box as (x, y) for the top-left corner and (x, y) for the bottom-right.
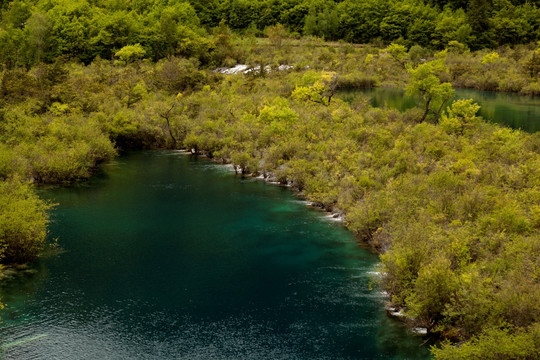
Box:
(1, 1), (540, 358)
(1, 0), (540, 69)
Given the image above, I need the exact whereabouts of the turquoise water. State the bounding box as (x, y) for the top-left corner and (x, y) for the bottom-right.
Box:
(340, 88), (540, 133)
(0, 152), (431, 359)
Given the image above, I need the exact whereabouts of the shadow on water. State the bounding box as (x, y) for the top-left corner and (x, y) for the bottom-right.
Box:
(1, 151), (433, 359)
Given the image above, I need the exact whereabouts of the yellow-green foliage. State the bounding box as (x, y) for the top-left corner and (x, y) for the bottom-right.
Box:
(0, 38), (539, 358)
(432, 324), (540, 360)
(445, 46), (537, 93)
(481, 51), (500, 65)
(406, 60), (454, 122)
(0, 110), (116, 183)
(114, 44), (146, 65)
(0, 178), (52, 264)
(383, 43), (409, 69)
(163, 69), (539, 358)
(291, 70), (337, 105)
(440, 99), (482, 135)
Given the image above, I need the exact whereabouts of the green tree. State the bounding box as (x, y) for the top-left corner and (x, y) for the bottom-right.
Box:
(25, 12), (52, 64)
(213, 19), (235, 65)
(467, 0), (495, 48)
(159, 93), (184, 148)
(2, 0), (32, 29)
(267, 23), (287, 48)
(292, 71), (338, 106)
(440, 99), (482, 135)
(0, 27), (25, 67)
(383, 43), (409, 69)
(407, 257), (458, 328)
(406, 60), (455, 123)
(525, 47), (540, 79)
(115, 43), (146, 65)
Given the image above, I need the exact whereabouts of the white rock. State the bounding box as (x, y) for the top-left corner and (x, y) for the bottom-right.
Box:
(390, 309), (407, 317)
(278, 64), (294, 71)
(412, 327), (428, 335)
(214, 64), (293, 75)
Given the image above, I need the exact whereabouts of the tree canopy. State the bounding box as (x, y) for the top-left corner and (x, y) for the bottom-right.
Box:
(0, 0), (539, 68)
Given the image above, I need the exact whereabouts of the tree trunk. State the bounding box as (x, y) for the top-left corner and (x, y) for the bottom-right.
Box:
(159, 103), (177, 148)
(433, 98), (450, 124)
(165, 117), (177, 147)
(421, 97), (432, 122)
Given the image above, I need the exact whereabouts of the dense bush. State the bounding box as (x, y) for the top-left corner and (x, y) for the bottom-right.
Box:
(432, 324), (540, 360)
(159, 66), (540, 358)
(0, 178), (52, 264)
(0, 17), (539, 357)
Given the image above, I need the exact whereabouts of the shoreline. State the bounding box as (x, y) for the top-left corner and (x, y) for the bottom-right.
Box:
(176, 148), (428, 338)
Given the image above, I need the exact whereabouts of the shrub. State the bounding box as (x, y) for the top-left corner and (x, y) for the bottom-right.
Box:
(0, 178), (52, 264)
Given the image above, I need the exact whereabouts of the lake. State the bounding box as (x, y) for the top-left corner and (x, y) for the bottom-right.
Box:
(0, 151), (431, 359)
(339, 88), (540, 133)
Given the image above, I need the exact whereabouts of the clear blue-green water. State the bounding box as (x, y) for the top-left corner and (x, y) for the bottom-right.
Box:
(340, 88), (540, 133)
(0, 152), (431, 359)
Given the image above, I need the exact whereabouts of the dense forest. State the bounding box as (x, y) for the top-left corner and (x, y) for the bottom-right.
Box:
(0, 0), (540, 67)
(1, 0), (540, 359)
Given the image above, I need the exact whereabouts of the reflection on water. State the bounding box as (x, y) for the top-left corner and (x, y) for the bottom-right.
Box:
(340, 87), (540, 133)
(0, 152), (431, 359)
